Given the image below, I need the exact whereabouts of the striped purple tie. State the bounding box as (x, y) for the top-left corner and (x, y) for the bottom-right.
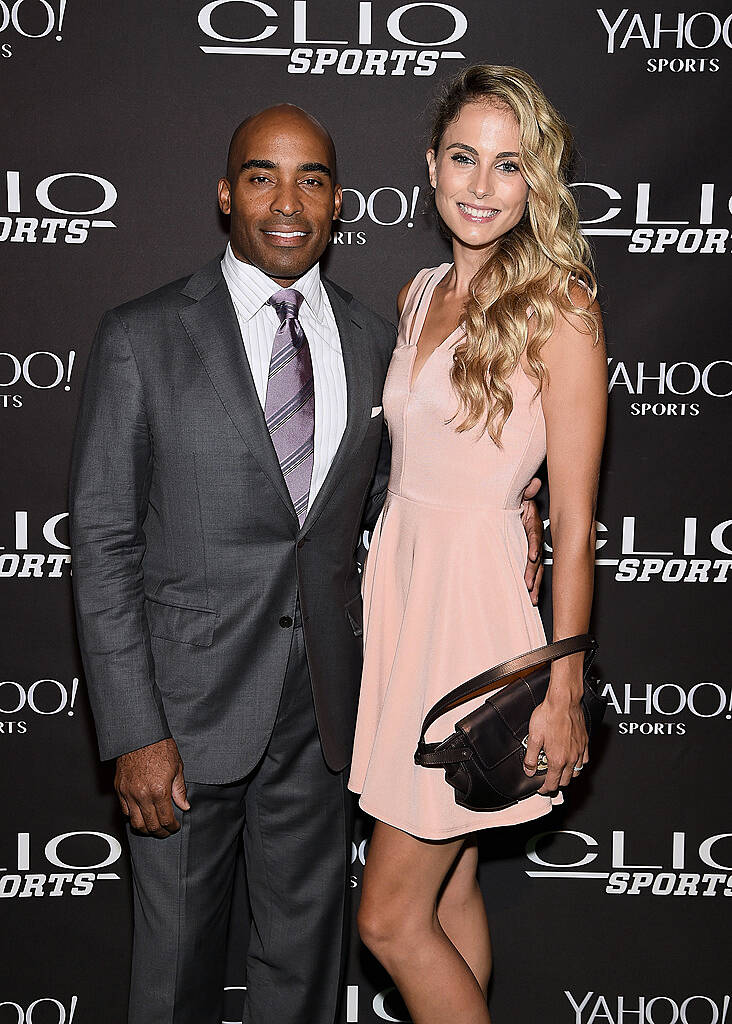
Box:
(265, 288), (315, 525)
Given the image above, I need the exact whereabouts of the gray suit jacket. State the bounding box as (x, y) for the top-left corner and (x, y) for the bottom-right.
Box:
(69, 256), (396, 784)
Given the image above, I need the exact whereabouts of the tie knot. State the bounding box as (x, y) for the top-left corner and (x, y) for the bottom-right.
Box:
(268, 288), (304, 323)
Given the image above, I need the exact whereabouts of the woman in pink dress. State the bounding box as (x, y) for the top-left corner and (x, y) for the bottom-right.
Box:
(348, 65), (607, 1022)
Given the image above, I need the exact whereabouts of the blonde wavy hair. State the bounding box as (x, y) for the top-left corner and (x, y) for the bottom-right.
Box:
(429, 64), (599, 443)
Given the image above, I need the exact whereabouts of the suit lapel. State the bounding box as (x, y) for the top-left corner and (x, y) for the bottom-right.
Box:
(178, 260), (297, 520)
(300, 278), (373, 535)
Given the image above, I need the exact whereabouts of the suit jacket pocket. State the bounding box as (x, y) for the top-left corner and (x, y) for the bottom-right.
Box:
(344, 593), (364, 638)
(145, 595), (218, 647)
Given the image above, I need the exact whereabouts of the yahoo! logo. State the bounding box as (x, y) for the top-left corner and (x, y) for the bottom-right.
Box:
(197, 1), (467, 76)
(0, 349), (76, 410)
(331, 183), (423, 246)
(603, 679), (732, 738)
(596, 9), (732, 73)
(608, 357), (732, 418)
(0, 676), (81, 737)
(0, 0), (69, 58)
(597, 9), (732, 51)
(0, 997), (79, 1023)
(566, 990), (730, 1024)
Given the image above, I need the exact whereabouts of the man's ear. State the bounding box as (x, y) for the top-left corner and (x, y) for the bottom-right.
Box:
(333, 184), (343, 221)
(218, 178), (232, 215)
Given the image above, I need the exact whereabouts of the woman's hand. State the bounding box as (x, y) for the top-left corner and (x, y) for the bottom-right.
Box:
(519, 476), (544, 606)
(522, 690), (588, 793)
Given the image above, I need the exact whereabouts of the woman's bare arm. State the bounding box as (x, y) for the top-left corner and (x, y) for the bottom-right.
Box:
(523, 292), (608, 793)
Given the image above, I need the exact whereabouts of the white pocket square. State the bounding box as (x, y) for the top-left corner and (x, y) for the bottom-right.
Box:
(371, 406), (382, 417)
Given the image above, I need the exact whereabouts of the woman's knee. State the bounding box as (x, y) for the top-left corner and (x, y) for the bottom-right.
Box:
(357, 896), (423, 956)
(357, 897), (395, 953)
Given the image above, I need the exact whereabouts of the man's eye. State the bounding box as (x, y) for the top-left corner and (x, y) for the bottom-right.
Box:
(251, 176), (271, 184)
(302, 178), (322, 186)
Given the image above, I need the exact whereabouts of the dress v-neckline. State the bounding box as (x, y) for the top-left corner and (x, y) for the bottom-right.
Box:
(408, 263), (461, 393)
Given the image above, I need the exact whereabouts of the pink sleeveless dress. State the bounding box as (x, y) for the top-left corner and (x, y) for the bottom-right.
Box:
(347, 264), (563, 839)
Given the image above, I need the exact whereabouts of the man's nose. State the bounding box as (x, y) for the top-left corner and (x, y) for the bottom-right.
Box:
(270, 183), (304, 217)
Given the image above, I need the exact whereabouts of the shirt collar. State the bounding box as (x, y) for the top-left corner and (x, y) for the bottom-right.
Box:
(221, 242), (324, 323)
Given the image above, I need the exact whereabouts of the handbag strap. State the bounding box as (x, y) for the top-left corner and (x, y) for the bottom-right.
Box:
(417, 634), (598, 752)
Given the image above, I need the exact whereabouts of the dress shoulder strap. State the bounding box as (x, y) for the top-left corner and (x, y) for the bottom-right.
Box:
(399, 266), (441, 343)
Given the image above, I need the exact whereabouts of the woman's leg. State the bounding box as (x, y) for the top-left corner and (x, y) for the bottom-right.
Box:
(437, 839), (492, 995)
(358, 821), (491, 1024)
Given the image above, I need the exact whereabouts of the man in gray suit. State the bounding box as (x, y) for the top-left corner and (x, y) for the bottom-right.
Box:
(69, 105), (543, 1024)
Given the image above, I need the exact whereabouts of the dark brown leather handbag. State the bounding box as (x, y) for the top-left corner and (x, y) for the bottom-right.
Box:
(414, 635), (606, 812)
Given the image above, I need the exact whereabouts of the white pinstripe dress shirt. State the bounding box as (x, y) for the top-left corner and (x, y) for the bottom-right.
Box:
(221, 242), (348, 513)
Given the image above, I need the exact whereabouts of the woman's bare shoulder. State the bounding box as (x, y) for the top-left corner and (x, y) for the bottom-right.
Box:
(396, 265), (444, 319)
(397, 278), (415, 319)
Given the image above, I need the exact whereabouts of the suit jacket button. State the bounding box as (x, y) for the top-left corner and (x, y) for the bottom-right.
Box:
(297, 539), (307, 549)
(279, 615), (293, 628)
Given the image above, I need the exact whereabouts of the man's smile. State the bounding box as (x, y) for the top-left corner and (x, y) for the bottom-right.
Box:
(261, 226), (312, 246)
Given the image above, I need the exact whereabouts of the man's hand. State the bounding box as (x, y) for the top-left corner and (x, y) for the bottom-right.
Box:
(115, 738), (190, 837)
(520, 477), (545, 605)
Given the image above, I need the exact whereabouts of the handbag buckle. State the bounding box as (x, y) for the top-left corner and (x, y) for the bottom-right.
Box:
(521, 735), (548, 771)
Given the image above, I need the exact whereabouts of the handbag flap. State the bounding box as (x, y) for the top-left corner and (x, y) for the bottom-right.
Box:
(417, 634), (598, 750)
(483, 663), (553, 736)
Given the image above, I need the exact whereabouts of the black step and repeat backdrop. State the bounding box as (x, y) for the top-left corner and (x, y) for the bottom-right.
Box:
(2, 2), (730, 1022)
